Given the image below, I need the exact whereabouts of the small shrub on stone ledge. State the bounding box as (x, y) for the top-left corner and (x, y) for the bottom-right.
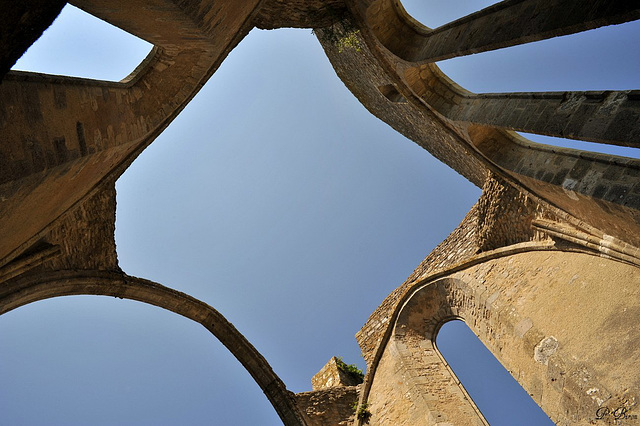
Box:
(353, 401), (371, 422)
(335, 356), (364, 381)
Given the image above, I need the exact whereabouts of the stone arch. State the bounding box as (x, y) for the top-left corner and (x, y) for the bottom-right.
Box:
(361, 250), (640, 425)
(385, 277), (489, 425)
(433, 318), (553, 425)
(0, 270), (307, 426)
(361, 273), (540, 425)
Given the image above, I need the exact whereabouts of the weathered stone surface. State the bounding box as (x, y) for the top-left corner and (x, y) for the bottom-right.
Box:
(363, 251), (640, 425)
(312, 357), (363, 390)
(296, 385), (360, 426)
(40, 182), (119, 272)
(253, 0), (347, 29)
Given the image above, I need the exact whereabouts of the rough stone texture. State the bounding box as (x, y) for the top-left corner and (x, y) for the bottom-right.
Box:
(338, 1), (640, 248)
(362, 251), (640, 425)
(385, 251), (640, 426)
(296, 385), (360, 426)
(312, 357), (363, 390)
(367, 321), (487, 426)
(40, 182), (119, 272)
(253, 0), (347, 29)
(476, 173), (541, 252)
(1, 2), (640, 425)
(0, 2), (309, 425)
(466, 126), (640, 248)
(356, 173), (559, 367)
(0, 0), (263, 272)
(451, 91), (640, 148)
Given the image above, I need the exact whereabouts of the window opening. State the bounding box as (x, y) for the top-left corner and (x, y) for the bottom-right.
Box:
(436, 320), (553, 426)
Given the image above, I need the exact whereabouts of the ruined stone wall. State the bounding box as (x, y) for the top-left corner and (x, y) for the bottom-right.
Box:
(2, 2), (640, 426)
(365, 251), (640, 425)
(356, 173), (553, 366)
(334, 2), (640, 253)
(467, 126), (640, 248)
(476, 173), (542, 251)
(455, 252), (639, 425)
(366, 320), (486, 426)
(0, 74), (150, 185)
(41, 183), (119, 272)
(0, 0), (261, 271)
(296, 386), (360, 426)
(312, 357), (363, 390)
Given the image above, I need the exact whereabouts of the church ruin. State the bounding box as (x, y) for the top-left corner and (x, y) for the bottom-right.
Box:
(1, 1), (639, 424)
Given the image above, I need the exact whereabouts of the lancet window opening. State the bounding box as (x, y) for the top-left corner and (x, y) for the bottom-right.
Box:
(434, 319), (554, 426)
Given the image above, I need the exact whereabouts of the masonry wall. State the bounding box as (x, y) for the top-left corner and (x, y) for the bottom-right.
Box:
(365, 251), (640, 425)
(296, 386), (359, 426)
(356, 173), (554, 367)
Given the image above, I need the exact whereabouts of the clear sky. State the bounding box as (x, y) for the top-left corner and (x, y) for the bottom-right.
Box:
(2, 2), (638, 425)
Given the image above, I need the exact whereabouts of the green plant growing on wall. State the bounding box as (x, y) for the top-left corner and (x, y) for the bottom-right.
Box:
(352, 401), (371, 422)
(336, 29), (361, 53)
(313, 14), (362, 53)
(335, 357), (364, 381)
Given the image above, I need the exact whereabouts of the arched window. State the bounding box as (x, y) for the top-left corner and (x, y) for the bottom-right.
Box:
(436, 320), (553, 426)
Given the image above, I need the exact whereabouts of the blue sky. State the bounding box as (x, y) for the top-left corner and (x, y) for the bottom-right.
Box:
(2, 2), (638, 424)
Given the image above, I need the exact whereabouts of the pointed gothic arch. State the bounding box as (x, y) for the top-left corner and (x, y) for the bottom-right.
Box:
(0, 270), (307, 425)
